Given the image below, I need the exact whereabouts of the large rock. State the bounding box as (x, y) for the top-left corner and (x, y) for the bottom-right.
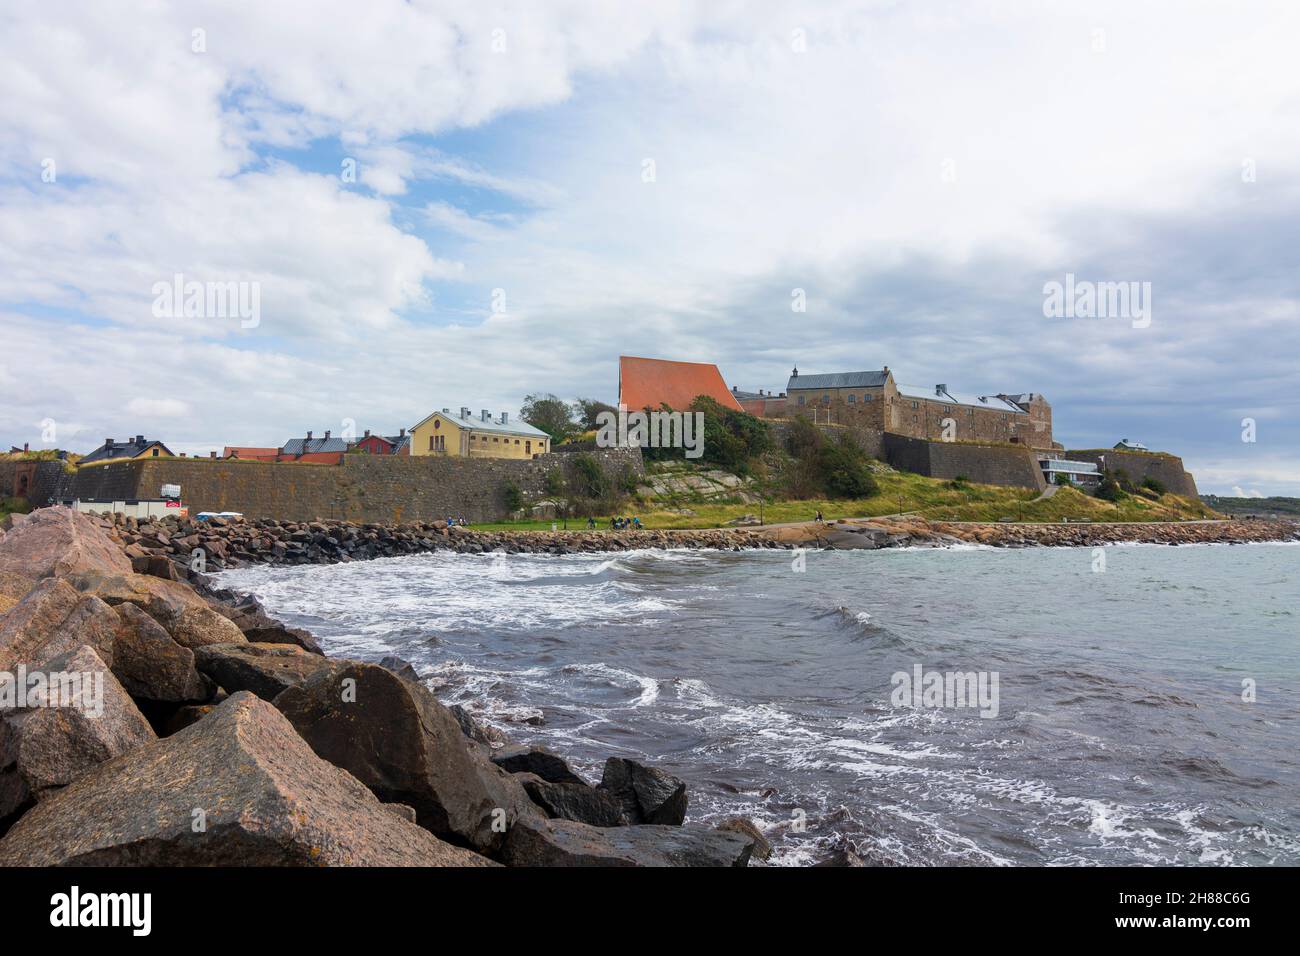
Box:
(0, 579), (118, 673)
(491, 744), (587, 784)
(273, 662), (536, 853)
(0, 692), (492, 866)
(599, 757), (688, 825)
(716, 817), (772, 861)
(0, 507), (132, 581)
(0, 645), (155, 821)
(498, 817), (754, 867)
(65, 571), (247, 650)
(193, 642), (333, 701)
(522, 778), (628, 827)
(0, 570), (35, 615)
(111, 604), (213, 704)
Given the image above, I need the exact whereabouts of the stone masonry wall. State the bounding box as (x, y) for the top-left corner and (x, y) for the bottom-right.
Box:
(1064, 449), (1198, 497)
(882, 434), (1047, 491)
(58, 448), (644, 523)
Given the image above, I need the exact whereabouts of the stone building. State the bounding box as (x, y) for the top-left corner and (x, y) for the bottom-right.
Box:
(771, 366), (1056, 450)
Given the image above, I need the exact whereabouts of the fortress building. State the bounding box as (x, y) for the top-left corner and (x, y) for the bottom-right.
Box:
(743, 366), (1057, 450)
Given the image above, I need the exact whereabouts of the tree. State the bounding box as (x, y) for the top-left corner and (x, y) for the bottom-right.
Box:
(1095, 472), (1124, 501)
(520, 393), (577, 441)
(572, 398), (617, 432)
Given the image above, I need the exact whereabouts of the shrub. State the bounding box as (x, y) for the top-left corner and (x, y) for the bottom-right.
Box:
(1141, 476), (1167, 495)
(1095, 473), (1125, 501)
(502, 480), (523, 513)
(1054, 473), (1073, 486)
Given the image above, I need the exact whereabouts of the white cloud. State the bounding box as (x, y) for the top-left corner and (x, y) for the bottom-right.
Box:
(126, 397), (190, 418)
(2, 1), (1299, 492)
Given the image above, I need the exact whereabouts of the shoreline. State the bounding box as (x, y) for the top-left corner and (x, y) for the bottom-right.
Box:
(99, 513), (1300, 574)
(0, 507), (767, 866)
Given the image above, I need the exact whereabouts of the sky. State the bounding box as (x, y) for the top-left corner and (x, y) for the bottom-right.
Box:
(1, 0), (1297, 496)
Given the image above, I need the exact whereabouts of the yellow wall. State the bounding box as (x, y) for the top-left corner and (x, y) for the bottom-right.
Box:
(410, 414), (549, 459)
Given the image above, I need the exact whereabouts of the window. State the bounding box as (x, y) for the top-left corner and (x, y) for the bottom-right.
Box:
(911, 401), (919, 409)
(433, 420), (440, 429)
(429, 435), (435, 451)
(847, 394), (856, 404)
(822, 393), (830, 404)
(798, 395), (806, 406)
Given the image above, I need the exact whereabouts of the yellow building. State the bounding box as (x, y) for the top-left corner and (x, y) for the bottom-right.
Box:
(409, 407), (551, 460)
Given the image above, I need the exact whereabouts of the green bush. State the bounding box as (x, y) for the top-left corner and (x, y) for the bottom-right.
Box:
(1141, 476), (1167, 495)
(1054, 473), (1073, 486)
(1095, 473), (1125, 501)
(502, 480), (523, 512)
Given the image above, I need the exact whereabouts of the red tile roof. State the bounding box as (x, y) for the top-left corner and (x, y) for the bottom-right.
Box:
(223, 446), (279, 460)
(618, 356), (744, 413)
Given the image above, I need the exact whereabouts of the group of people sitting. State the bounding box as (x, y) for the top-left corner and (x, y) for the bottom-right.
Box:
(595, 515), (643, 530)
(445, 515), (470, 527)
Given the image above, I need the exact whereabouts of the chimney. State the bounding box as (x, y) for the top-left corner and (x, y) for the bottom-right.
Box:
(499, 412), (508, 424)
(105, 438), (114, 446)
(935, 384), (946, 396)
(481, 409), (490, 421)
(363, 429), (370, 438)
(136, 435), (144, 445)
(399, 428), (406, 437)
(324, 430), (331, 440)
(792, 366), (798, 378)
(460, 407), (470, 419)
(209, 451), (217, 459)
(732, 385), (738, 393)
(23, 443), (28, 452)
(306, 430), (313, 441)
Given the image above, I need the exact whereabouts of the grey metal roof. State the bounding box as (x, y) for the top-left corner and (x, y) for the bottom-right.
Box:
(897, 383), (1029, 414)
(787, 370), (889, 391)
(281, 436), (349, 455)
(410, 409), (550, 439)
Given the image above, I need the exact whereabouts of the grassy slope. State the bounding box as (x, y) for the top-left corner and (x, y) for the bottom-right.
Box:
(475, 467), (1219, 532)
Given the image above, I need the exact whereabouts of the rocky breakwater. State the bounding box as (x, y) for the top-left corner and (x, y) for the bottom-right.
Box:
(0, 507), (765, 866)
(91, 510), (792, 574)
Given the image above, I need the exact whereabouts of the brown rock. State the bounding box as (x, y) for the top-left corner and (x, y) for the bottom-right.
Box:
(0, 570), (35, 615)
(64, 571), (245, 649)
(111, 604), (212, 704)
(0, 692), (493, 866)
(193, 642), (333, 701)
(0, 645), (155, 821)
(0, 507), (132, 580)
(716, 816), (772, 861)
(0, 579), (117, 672)
(273, 662), (537, 853)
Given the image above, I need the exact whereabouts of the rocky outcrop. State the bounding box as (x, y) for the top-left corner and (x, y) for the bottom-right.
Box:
(0, 693), (492, 866)
(716, 817), (772, 861)
(498, 817), (755, 867)
(272, 662), (536, 854)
